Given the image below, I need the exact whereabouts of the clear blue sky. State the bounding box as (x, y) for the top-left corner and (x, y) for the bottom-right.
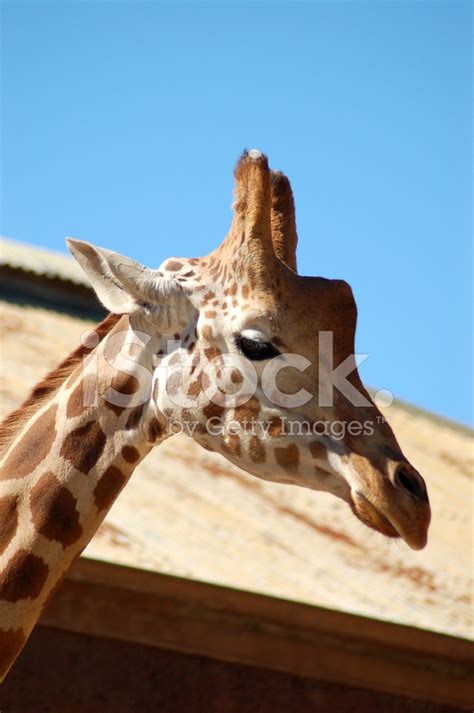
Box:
(1, 1), (472, 426)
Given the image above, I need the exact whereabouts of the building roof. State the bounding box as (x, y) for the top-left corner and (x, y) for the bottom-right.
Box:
(0, 236), (89, 287)
(1, 297), (472, 643)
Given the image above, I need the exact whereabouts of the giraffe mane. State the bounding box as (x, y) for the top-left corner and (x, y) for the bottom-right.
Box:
(0, 312), (121, 456)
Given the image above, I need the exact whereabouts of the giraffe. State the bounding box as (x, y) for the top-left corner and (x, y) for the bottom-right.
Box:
(0, 150), (430, 680)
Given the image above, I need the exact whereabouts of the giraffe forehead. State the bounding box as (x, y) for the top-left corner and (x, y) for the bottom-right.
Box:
(159, 251), (289, 325)
(154, 251), (355, 356)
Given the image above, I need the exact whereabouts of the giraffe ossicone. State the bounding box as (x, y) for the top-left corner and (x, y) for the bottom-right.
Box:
(0, 150), (430, 680)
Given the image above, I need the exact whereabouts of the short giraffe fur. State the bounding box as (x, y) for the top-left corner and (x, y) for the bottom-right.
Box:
(0, 151), (430, 680)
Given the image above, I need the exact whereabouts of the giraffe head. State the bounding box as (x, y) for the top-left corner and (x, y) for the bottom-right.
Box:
(68, 150), (430, 550)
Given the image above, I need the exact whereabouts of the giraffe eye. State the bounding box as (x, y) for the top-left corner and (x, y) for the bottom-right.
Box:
(236, 335), (281, 361)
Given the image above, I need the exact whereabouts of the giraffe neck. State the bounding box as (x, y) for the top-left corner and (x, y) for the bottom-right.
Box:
(0, 314), (166, 680)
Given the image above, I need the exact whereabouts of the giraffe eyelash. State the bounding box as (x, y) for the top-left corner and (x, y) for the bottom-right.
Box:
(234, 335), (281, 361)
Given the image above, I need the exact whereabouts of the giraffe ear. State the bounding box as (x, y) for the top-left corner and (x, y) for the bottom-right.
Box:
(270, 171), (298, 273)
(66, 238), (182, 315)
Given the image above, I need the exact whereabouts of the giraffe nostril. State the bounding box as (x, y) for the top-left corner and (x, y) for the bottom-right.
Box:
(396, 466), (427, 502)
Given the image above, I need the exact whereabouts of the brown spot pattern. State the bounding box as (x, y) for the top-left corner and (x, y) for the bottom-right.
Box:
(165, 260), (183, 271)
(275, 443), (300, 471)
(268, 417), (284, 438)
(234, 397), (261, 423)
(106, 372), (140, 415)
(203, 402), (225, 421)
(0, 496), (19, 556)
(122, 445), (140, 464)
(30, 472), (83, 548)
(168, 352), (182, 367)
(249, 436), (266, 463)
(60, 421), (106, 474)
(66, 375), (96, 419)
(104, 401), (123, 417)
(187, 379), (202, 397)
(114, 372), (139, 393)
(126, 404), (144, 430)
(148, 417), (163, 442)
(230, 369), (243, 384)
(222, 433), (241, 457)
(204, 346), (222, 362)
(166, 371), (182, 397)
(201, 325), (213, 341)
(94, 466), (126, 511)
(309, 440), (326, 459)
(0, 550), (49, 602)
(1, 404), (58, 480)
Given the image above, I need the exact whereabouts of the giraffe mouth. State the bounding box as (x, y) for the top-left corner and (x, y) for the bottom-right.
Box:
(350, 491), (429, 550)
(350, 492), (400, 540)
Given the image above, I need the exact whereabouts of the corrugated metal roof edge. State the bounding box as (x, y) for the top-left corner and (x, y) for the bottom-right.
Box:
(0, 236), (90, 287)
